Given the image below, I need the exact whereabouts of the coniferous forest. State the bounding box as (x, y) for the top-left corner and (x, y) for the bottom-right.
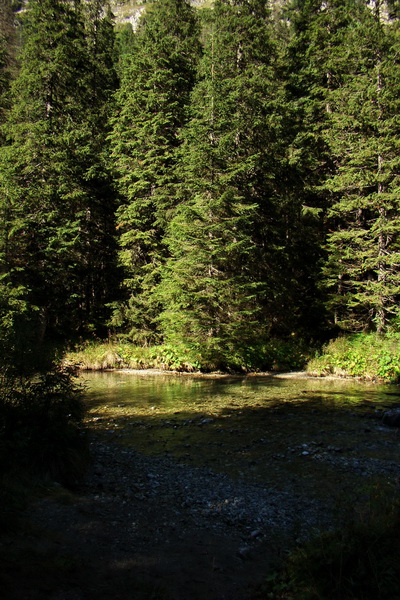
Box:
(1, 0), (400, 373)
(3, 4), (400, 595)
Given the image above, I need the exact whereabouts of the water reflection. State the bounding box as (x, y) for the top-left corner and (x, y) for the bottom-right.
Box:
(80, 371), (400, 495)
(81, 371), (400, 414)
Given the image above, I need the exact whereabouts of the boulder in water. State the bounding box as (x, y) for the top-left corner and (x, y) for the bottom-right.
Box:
(382, 409), (400, 427)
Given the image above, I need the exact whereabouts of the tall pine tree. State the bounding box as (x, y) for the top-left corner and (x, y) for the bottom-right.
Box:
(322, 0), (400, 332)
(157, 0), (289, 367)
(0, 0), (18, 133)
(109, 0), (201, 343)
(72, 0), (119, 334)
(0, 30), (8, 131)
(283, 0), (388, 336)
(0, 0), (118, 338)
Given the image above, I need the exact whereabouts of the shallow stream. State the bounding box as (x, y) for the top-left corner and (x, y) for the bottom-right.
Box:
(82, 371), (400, 501)
(82, 370), (400, 411)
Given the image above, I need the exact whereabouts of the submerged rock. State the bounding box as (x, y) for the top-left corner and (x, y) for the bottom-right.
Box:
(382, 409), (400, 427)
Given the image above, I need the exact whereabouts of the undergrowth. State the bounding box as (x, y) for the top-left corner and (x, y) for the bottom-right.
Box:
(262, 484), (400, 600)
(0, 284), (89, 536)
(0, 364), (88, 531)
(64, 336), (312, 373)
(307, 333), (400, 382)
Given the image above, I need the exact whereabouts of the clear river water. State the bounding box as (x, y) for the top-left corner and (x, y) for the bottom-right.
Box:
(82, 370), (400, 413)
(81, 371), (400, 499)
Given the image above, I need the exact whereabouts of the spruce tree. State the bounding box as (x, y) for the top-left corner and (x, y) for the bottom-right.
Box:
(322, 1), (400, 332)
(109, 0), (201, 343)
(0, 0), (118, 338)
(0, 27), (11, 297)
(283, 0), (387, 336)
(0, 31), (8, 128)
(72, 0), (119, 334)
(0, 0), (18, 133)
(157, 0), (287, 367)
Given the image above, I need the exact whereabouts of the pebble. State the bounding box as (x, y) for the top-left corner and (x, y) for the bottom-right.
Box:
(85, 440), (330, 546)
(77, 425), (400, 560)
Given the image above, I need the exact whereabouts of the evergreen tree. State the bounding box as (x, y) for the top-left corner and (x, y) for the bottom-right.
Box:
(322, 1), (400, 332)
(0, 2), (14, 295)
(283, 0), (391, 337)
(284, 0), (374, 334)
(73, 0), (119, 334)
(109, 0), (201, 343)
(157, 0), (288, 366)
(0, 31), (8, 128)
(0, 0), (118, 338)
(0, 0), (18, 131)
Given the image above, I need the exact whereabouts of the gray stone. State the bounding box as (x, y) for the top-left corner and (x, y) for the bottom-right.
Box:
(382, 409), (400, 427)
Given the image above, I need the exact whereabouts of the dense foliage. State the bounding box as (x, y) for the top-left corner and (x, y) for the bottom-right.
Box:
(0, 277), (87, 489)
(1, 0), (400, 373)
(109, 0), (201, 343)
(308, 332), (400, 381)
(0, 366), (87, 485)
(0, 0), (118, 339)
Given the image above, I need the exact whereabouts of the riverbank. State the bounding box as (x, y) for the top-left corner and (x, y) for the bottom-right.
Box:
(64, 337), (312, 374)
(3, 380), (400, 599)
(308, 333), (400, 382)
(111, 369), (371, 383)
(65, 332), (400, 383)
(4, 430), (397, 600)
(13, 436), (327, 600)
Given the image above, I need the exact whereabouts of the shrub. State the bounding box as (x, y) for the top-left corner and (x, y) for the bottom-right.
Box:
(263, 486), (400, 600)
(65, 336), (314, 373)
(0, 366), (88, 487)
(307, 333), (400, 382)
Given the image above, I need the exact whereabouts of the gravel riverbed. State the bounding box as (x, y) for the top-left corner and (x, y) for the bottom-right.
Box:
(4, 386), (400, 600)
(26, 437), (331, 600)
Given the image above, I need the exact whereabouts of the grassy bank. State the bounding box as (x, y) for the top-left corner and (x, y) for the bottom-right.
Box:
(307, 333), (400, 383)
(64, 337), (312, 373)
(65, 333), (400, 381)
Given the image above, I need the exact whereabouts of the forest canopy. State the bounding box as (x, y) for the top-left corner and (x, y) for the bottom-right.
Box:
(1, 0), (400, 372)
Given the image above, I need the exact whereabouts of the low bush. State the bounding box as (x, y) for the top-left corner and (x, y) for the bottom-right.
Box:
(307, 333), (400, 382)
(0, 366), (88, 487)
(262, 485), (400, 600)
(65, 336), (313, 373)
(255, 337), (312, 373)
(65, 340), (203, 371)
(0, 285), (89, 535)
